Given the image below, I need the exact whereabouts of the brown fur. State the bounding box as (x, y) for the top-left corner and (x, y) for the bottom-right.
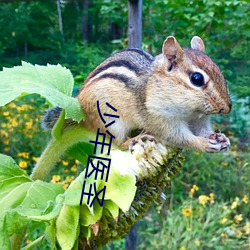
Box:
(77, 36), (231, 152)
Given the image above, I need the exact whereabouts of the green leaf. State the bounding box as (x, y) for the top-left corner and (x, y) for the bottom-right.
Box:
(21, 235), (45, 250)
(0, 231), (10, 250)
(103, 200), (119, 219)
(3, 182), (64, 225)
(64, 166), (101, 209)
(26, 201), (62, 222)
(0, 183), (32, 247)
(20, 181), (64, 212)
(3, 210), (32, 238)
(105, 168), (136, 212)
(0, 181), (64, 238)
(0, 176), (31, 201)
(66, 142), (95, 165)
(63, 171), (87, 207)
(0, 154), (65, 242)
(79, 202), (103, 227)
(56, 205), (80, 250)
(0, 154), (30, 181)
(0, 182), (32, 216)
(80, 226), (92, 239)
(0, 62), (85, 122)
(45, 220), (56, 249)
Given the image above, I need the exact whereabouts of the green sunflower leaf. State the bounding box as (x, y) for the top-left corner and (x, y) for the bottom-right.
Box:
(0, 62), (85, 121)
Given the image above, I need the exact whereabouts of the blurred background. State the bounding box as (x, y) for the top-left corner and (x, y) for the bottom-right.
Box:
(0, 0), (249, 249)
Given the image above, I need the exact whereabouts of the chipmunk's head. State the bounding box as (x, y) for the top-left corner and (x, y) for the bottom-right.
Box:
(156, 36), (232, 115)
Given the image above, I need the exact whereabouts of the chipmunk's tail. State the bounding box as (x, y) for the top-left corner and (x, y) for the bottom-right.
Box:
(41, 106), (62, 130)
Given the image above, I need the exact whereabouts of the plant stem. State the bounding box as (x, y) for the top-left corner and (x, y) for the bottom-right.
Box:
(30, 125), (97, 181)
(10, 230), (26, 250)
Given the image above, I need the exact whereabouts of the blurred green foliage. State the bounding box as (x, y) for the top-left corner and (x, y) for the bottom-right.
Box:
(0, 0), (249, 97)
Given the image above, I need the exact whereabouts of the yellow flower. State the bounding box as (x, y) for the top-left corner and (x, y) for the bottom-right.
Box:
(63, 182), (69, 189)
(11, 119), (18, 127)
(27, 134), (33, 139)
(221, 232), (227, 238)
(19, 161), (28, 169)
(189, 184), (199, 197)
(62, 160), (69, 166)
(17, 106), (23, 112)
(51, 175), (61, 183)
(232, 150), (237, 156)
(9, 102), (16, 108)
(66, 176), (75, 182)
(195, 150), (200, 155)
(3, 111), (9, 116)
(32, 157), (39, 162)
(236, 229), (243, 237)
(18, 152), (30, 159)
(3, 138), (9, 145)
(182, 207), (192, 217)
(221, 162), (228, 167)
(198, 195), (210, 206)
(17, 105), (31, 112)
(71, 165), (77, 172)
(4, 147), (10, 152)
(26, 121), (33, 129)
(0, 130), (8, 138)
(220, 217), (228, 224)
(231, 198), (240, 209)
(234, 214), (243, 224)
(209, 193), (215, 204)
(75, 159), (81, 165)
(179, 247), (186, 250)
(194, 238), (201, 247)
(243, 195), (248, 204)
(231, 201), (238, 209)
(244, 221), (250, 234)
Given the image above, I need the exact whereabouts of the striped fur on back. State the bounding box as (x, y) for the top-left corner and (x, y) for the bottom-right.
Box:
(84, 48), (154, 88)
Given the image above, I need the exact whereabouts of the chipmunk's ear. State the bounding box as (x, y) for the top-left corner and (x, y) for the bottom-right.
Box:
(162, 36), (184, 63)
(191, 36), (205, 52)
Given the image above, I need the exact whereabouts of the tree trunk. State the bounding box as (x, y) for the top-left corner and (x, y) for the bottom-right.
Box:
(126, 3), (143, 247)
(125, 224), (137, 250)
(56, 0), (64, 36)
(128, 0), (142, 48)
(82, 0), (89, 41)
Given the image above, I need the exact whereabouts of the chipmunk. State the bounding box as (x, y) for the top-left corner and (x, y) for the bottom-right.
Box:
(44, 36), (232, 153)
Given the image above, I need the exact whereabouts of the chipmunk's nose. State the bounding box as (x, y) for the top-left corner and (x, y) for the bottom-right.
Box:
(228, 101), (232, 112)
(219, 101), (232, 114)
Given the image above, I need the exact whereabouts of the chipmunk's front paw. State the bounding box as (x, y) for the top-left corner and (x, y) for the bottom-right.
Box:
(206, 133), (230, 152)
(129, 134), (156, 152)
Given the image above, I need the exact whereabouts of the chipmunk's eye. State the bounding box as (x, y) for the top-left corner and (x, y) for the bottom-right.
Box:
(190, 72), (204, 87)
